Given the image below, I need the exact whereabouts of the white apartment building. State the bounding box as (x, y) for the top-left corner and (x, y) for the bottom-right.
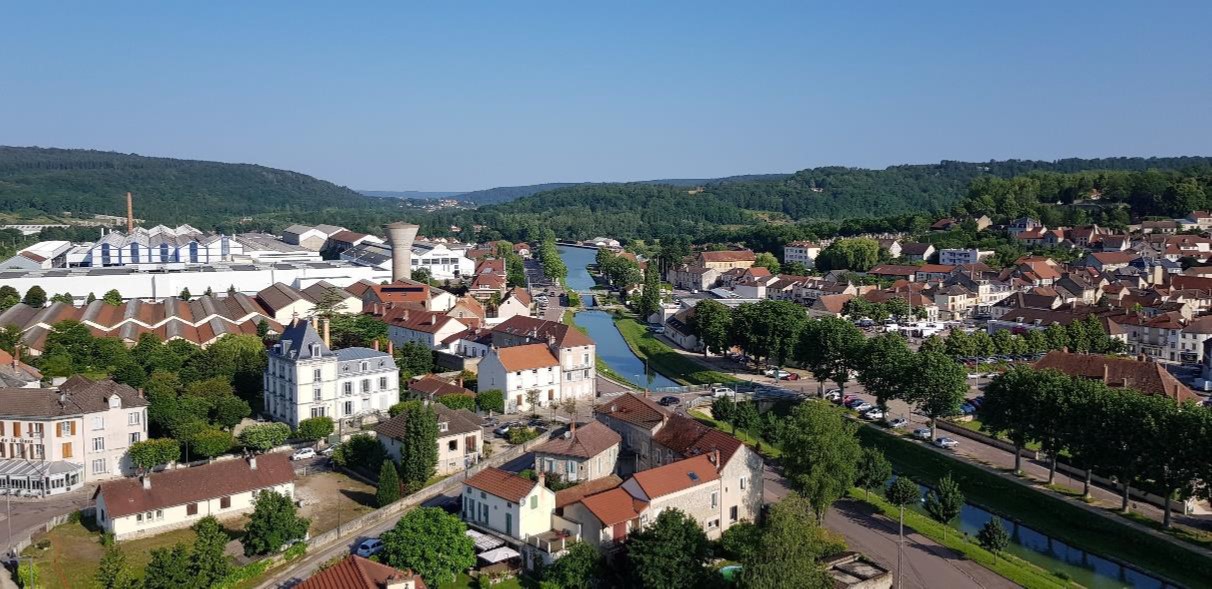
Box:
(490, 316), (596, 405)
(341, 241), (475, 281)
(0, 376), (148, 495)
(938, 248), (994, 266)
(477, 343), (564, 412)
(783, 241), (820, 269)
(263, 319), (399, 429)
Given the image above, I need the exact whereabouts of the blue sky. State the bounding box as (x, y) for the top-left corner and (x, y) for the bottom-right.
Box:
(3, 1), (1210, 191)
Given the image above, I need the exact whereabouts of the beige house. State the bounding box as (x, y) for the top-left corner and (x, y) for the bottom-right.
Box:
(462, 467), (556, 541)
(94, 453), (295, 540)
(375, 404), (483, 476)
(0, 376), (148, 495)
(531, 421), (621, 483)
(695, 250), (756, 271)
(492, 289), (532, 324)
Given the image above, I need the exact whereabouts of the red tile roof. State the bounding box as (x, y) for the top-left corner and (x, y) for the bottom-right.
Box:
(698, 250), (756, 263)
(577, 486), (647, 526)
(494, 343), (560, 371)
(464, 467), (537, 503)
(1033, 351), (1198, 403)
(492, 316), (594, 348)
(296, 555), (426, 589)
(652, 414), (744, 466)
(532, 421), (621, 459)
(595, 392), (669, 429)
(630, 454), (720, 499)
(554, 475), (624, 509)
(96, 453), (293, 518)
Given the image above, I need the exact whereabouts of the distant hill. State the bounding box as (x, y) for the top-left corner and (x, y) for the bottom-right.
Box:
(0, 146), (392, 227)
(359, 190), (466, 199)
(458, 174), (792, 205)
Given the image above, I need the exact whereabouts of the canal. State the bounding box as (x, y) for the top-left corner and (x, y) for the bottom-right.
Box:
(904, 479), (1176, 589)
(557, 244), (680, 390)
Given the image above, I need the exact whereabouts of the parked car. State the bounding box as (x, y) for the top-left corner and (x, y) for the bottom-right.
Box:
(761, 368), (790, 379)
(355, 538), (384, 558)
(912, 427), (932, 440)
(824, 390), (842, 402)
(782, 372), (799, 380)
(886, 417), (909, 429)
(320, 445), (338, 457)
(852, 402), (874, 413)
(711, 386), (735, 398)
(658, 395), (680, 406)
(844, 397), (865, 409)
(493, 422), (519, 437)
(862, 408), (884, 421)
(934, 437), (959, 449)
(291, 447), (316, 461)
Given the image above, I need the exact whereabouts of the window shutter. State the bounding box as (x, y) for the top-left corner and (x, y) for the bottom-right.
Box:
(56, 422), (62, 437)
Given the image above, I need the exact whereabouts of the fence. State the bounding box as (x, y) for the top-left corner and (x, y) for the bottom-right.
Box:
(7, 506), (95, 558)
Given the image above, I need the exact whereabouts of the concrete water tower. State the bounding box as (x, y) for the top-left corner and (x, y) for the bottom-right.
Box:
(384, 222), (420, 282)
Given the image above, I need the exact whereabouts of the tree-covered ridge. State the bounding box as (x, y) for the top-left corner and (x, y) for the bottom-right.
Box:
(0, 146), (395, 226)
(439, 156), (1212, 242)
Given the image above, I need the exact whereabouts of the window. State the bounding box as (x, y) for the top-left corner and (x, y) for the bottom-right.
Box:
(92, 437), (105, 451)
(448, 440), (458, 451)
(187, 503), (198, 516)
(379, 376), (388, 390)
(439, 422), (449, 433)
(583, 353), (589, 364)
(313, 368), (322, 381)
(220, 496), (231, 509)
(360, 361), (368, 371)
(128, 412), (140, 426)
(343, 401), (353, 416)
(314, 389), (322, 402)
(711, 491), (718, 509)
(129, 432), (141, 445)
(343, 382), (352, 396)
(91, 459), (106, 474)
(530, 495), (538, 509)
(739, 476), (748, 490)
(707, 518), (719, 530)
(730, 505), (739, 522)
(361, 379), (370, 393)
(310, 407), (326, 418)
(91, 416), (104, 430)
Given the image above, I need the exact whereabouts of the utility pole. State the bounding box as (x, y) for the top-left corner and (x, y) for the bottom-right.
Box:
(897, 504), (904, 589)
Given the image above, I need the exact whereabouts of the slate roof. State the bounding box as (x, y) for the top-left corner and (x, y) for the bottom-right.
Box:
(0, 376), (147, 418)
(595, 392), (669, 430)
(532, 421), (621, 459)
(492, 316), (594, 348)
(375, 404), (481, 440)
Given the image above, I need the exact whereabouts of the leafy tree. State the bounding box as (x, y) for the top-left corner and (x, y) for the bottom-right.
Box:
(732, 300), (806, 368)
(211, 395), (251, 430)
(179, 287), (192, 301)
(395, 403), (439, 492)
(256, 319), (270, 339)
(143, 543), (193, 589)
(855, 447), (892, 501)
(0, 285), (20, 310)
(783, 260), (809, 276)
(396, 341), (434, 379)
(0, 324), (22, 353)
(238, 422), (291, 453)
(96, 536), (139, 589)
(129, 438), (181, 472)
(22, 285), (46, 308)
(243, 489), (309, 556)
(189, 427), (234, 458)
(380, 507), (476, 586)
(437, 394), (476, 411)
(711, 396), (736, 425)
(690, 299), (732, 357)
(627, 509), (710, 589)
(189, 516), (231, 586)
(978, 518), (1010, 561)
(979, 366), (1038, 474)
(854, 332), (912, 407)
(797, 317), (864, 395)
(636, 264), (662, 320)
(49, 292), (74, 304)
(525, 388), (541, 416)
(103, 289), (123, 305)
(477, 389), (505, 414)
(902, 350), (967, 439)
(924, 473), (965, 542)
(718, 521), (761, 563)
(779, 402), (862, 520)
(740, 493), (838, 589)
(296, 416), (334, 441)
(543, 541), (604, 589)
(753, 251), (781, 275)
(377, 459), (402, 507)
(330, 433), (387, 473)
(815, 238), (880, 272)
(885, 476), (920, 589)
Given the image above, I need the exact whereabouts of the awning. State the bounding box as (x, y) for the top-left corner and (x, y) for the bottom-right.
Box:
(477, 546), (521, 564)
(465, 529), (504, 552)
(0, 460), (83, 478)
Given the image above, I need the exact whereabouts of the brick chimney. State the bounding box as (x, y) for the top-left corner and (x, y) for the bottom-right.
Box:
(373, 340), (380, 351)
(388, 340), (394, 356)
(323, 318), (331, 348)
(126, 191), (134, 232)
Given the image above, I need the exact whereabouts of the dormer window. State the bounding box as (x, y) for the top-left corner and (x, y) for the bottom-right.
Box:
(311, 344), (321, 356)
(439, 422), (449, 433)
(108, 395), (121, 409)
(360, 361), (368, 371)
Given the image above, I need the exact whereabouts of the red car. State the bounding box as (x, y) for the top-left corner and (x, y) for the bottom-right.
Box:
(784, 372), (800, 380)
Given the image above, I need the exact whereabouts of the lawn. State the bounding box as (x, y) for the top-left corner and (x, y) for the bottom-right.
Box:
(612, 314), (740, 386)
(849, 489), (1078, 589)
(858, 424), (1212, 589)
(440, 572), (526, 588)
(22, 516), (244, 589)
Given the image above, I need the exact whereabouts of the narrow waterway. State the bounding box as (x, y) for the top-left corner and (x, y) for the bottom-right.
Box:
(557, 244), (680, 390)
(903, 481), (1177, 589)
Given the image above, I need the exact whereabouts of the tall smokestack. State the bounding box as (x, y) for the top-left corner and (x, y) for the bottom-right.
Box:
(126, 192), (134, 232)
(384, 222), (420, 282)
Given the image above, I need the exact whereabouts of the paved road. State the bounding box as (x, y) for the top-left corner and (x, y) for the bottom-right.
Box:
(762, 465), (1014, 589)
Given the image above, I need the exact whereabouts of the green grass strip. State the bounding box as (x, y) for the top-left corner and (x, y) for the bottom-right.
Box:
(611, 314), (742, 386)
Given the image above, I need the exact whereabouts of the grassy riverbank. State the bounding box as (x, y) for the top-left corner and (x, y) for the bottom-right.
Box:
(611, 314), (740, 386)
(859, 425), (1211, 589)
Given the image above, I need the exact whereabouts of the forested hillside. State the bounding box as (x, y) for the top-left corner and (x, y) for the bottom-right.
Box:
(0, 147), (395, 226)
(433, 157), (1212, 242)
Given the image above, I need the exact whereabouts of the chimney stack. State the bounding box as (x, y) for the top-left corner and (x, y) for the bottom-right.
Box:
(249, 455), (258, 470)
(384, 222), (420, 282)
(323, 318), (331, 348)
(373, 340), (380, 351)
(388, 340), (394, 356)
(126, 192), (134, 233)
(141, 475), (151, 490)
